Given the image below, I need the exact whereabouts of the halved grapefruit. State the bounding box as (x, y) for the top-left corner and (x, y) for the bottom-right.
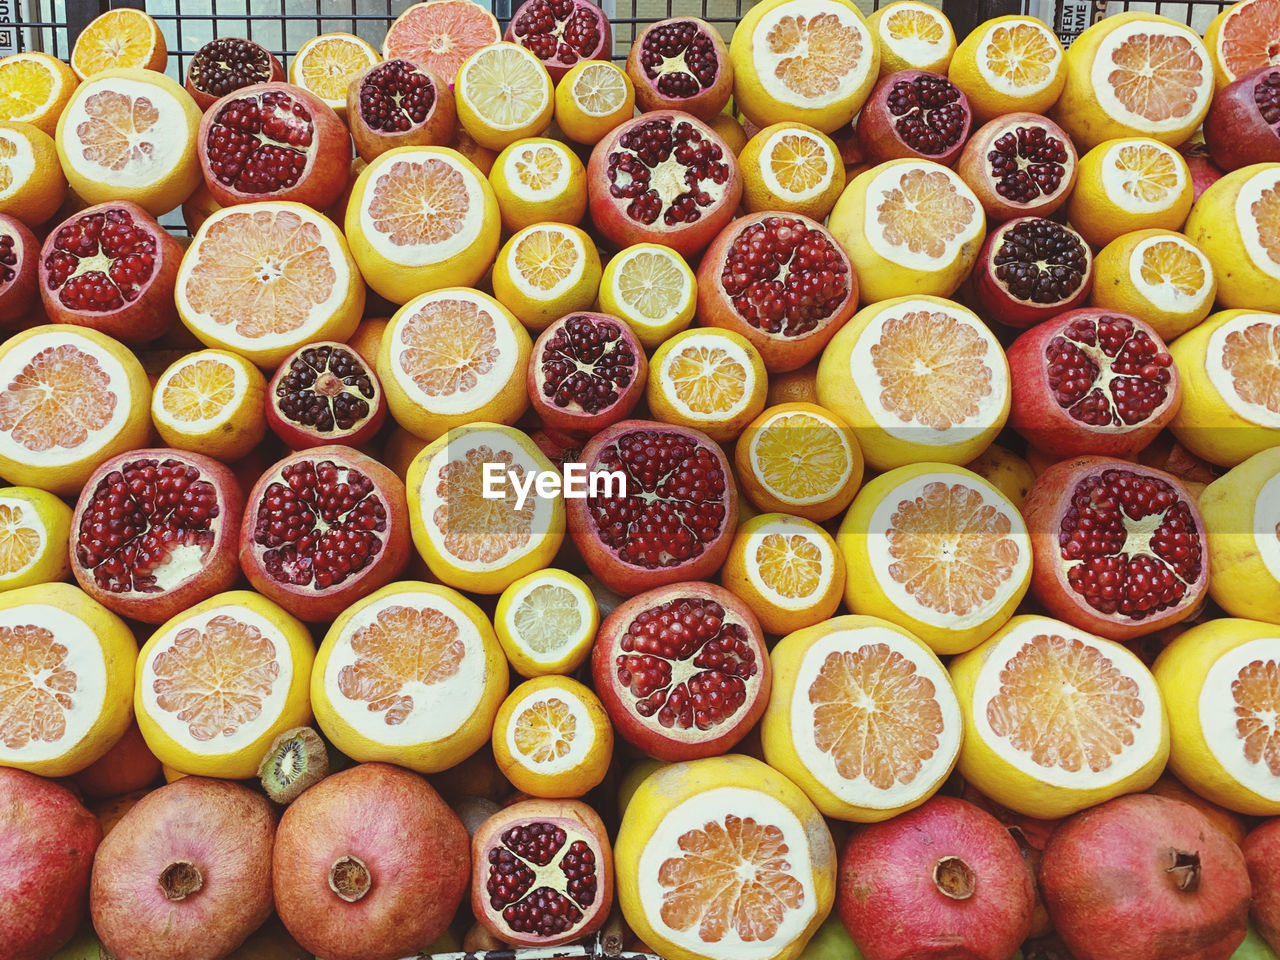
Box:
(1205, 0), (1280, 91)
(382, 0), (501, 88)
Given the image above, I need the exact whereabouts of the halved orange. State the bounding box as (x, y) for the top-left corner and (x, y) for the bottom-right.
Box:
(1091, 229), (1216, 341)
(868, 0), (955, 76)
(150, 349), (268, 462)
(952, 614), (1170, 819)
(382, 0), (500, 87)
(380, 288), (531, 441)
(0, 53), (78, 137)
(1206, 0), (1280, 91)
(948, 15), (1065, 122)
(176, 201), (365, 367)
(838, 462), (1031, 655)
(739, 122), (846, 220)
(488, 137), (587, 233)
(490, 222), (601, 331)
(70, 7), (166, 80)
(0, 582), (136, 777)
(597, 244), (697, 350)
(1068, 138), (1194, 248)
(647, 328), (768, 444)
(289, 33), (378, 117)
(0, 121), (66, 227)
(0, 486), (71, 591)
(312, 580), (508, 774)
(722, 512), (844, 635)
(492, 674), (613, 798)
(763, 615), (962, 821)
(554, 59), (635, 145)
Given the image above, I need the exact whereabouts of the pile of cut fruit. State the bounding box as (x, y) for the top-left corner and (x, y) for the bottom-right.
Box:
(2, 0), (1280, 958)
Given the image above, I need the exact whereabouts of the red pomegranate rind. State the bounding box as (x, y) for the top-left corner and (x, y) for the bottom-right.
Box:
(625, 17), (732, 120)
(973, 217), (1093, 329)
(1205, 67), (1280, 172)
(347, 59), (456, 164)
(958, 113), (1078, 222)
(0, 214), (37, 328)
(856, 70), (973, 167)
(505, 0), (612, 83)
(199, 82), (352, 210)
(592, 581), (769, 761)
(566, 419), (737, 595)
(38, 201), (182, 345)
(239, 446), (410, 622)
(528, 312), (647, 437)
(586, 110), (743, 259)
(471, 800), (614, 947)
(184, 37), (285, 111)
(1008, 309), (1180, 459)
(697, 212), (858, 372)
(1023, 456), (1208, 642)
(267, 341), (387, 450)
(71, 449), (244, 625)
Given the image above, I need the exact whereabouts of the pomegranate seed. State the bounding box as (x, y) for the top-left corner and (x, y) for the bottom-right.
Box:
(539, 315), (637, 414)
(994, 219), (1089, 305)
(43, 208), (157, 313)
(357, 59), (436, 132)
(1045, 315), (1172, 427)
(275, 344), (375, 432)
(485, 822), (597, 938)
(606, 117), (731, 226)
(510, 0), (602, 67)
(205, 89), (314, 194)
(187, 37), (275, 99)
(638, 19), (719, 96)
(987, 124), (1070, 203)
(887, 73), (968, 156)
(1256, 70), (1280, 125)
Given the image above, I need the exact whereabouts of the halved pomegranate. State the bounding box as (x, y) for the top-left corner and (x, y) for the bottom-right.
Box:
(184, 37), (285, 112)
(1204, 66), (1280, 171)
(531, 427), (583, 472)
(505, 0), (611, 83)
(0, 214), (38, 327)
(972, 218), (1093, 329)
(855, 70), (972, 167)
(625, 17), (732, 120)
(1022, 457), (1208, 642)
(566, 419), (737, 596)
(957, 113), (1078, 222)
(267, 341), (387, 451)
(528, 312), (647, 437)
(471, 799), (613, 947)
(71, 449), (244, 625)
(39, 201), (182, 345)
(1007, 309), (1180, 459)
(198, 82), (352, 211)
(697, 212), (857, 372)
(591, 580), (769, 761)
(586, 110), (742, 258)
(347, 59), (456, 164)
(239, 446), (411, 622)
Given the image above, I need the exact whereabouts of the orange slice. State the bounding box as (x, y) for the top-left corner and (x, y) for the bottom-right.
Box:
(151, 349), (268, 462)
(838, 463), (1031, 655)
(1091, 229), (1216, 341)
(406, 422), (565, 594)
(346, 145), (501, 304)
(0, 53), (78, 137)
(176, 202), (364, 367)
(740, 122), (845, 220)
(494, 568), (598, 678)
(455, 42), (554, 151)
(647, 328), (768, 444)
(0, 486), (71, 591)
(868, 0), (956, 76)
(597, 244), (697, 350)
(135, 591), (315, 780)
(312, 580), (508, 774)
(723, 512), (844, 635)
(289, 33), (378, 116)
(382, 0), (501, 87)
(554, 59), (635, 145)
(380, 288), (531, 441)
(817, 296), (1009, 470)
(488, 137), (587, 233)
(952, 614), (1170, 819)
(70, 8), (166, 80)
(0, 582), (136, 777)
(0, 121), (66, 227)
(949, 15), (1065, 121)
(762, 614), (962, 820)
(491, 222), (601, 331)
(492, 674), (614, 798)
(1206, 0), (1280, 90)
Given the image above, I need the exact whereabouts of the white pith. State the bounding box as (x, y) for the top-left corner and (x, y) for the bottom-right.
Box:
(0, 330), (133, 467)
(0, 130), (35, 200)
(862, 162), (984, 269)
(759, 127), (835, 201)
(1087, 19), (1212, 132)
(0, 604), (108, 765)
(61, 77), (191, 187)
(139, 603), (295, 756)
(153, 354), (246, 431)
(1199, 636), (1280, 801)
(1127, 234), (1212, 312)
(1099, 140), (1187, 214)
(610, 123), (730, 211)
(974, 18), (1062, 97)
(501, 141), (573, 203)
(971, 616), (1165, 789)
(788, 623), (962, 808)
(503, 224), (587, 300)
(1254, 471), (1280, 585)
(749, 408), (853, 505)
(1236, 166), (1280, 279)
(502, 573), (593, 663)
(1205, 312), (1280, 428)
(0, 497), (43, 581)
(657, 332), (758, 421)
(742, 516), (834, 608)
(749, 0), (872, 108)
(503, 685), (596, 775)
(323, 588), (486, 747)
(863, 470), (1030, 629)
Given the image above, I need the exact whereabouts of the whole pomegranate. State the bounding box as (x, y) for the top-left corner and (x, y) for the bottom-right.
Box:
(273, 763), (470, 960)
(855, 70), (973, 167)
(625, 17), (732, 119)
(91, 777), (275, 960)
(1040, 794), (1251, 960)
(837, 795), (1035, 960)
(0, 769), (102, 960)
(1243, 819), (1280, 952)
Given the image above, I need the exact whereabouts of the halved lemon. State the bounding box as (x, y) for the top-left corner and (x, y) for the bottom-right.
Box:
(312, 580), (508, 774)
(948, 15), (1065, 122)
(490, 222), (601, 331)
(1090, 228), (1216, 341)
(1067, 138), (1194, 249)
(488, 137), (586, 232)
(952, 614), (1169, 819)
(70, 7), (166, 80)
(597, 243), (697, 350)
(289, 33), (379, 117)
(739, 122), (845, 220)
(0, 486), (71, 591)
(723, 512), (844, 636)
(838, 462), (1031, 655)
(135, 590), (314, 780)
(0, 120), (65, 226)
(0, 53), (78, 136)
(868, 0), (956, 76)
(1201, 447), (1280, 622)
(1184, 162), (1280, 313)
(455, 42), (554, 151)
(494, 568), (598, 678)
(762, 614), (962, 821)
(151, 349), (268, 462)
(554, 59), (635, 145)
(492, 674), (613, 798)
(647, 328), (767, 444)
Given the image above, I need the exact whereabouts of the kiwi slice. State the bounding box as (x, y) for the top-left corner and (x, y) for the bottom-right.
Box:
(258, 727), (329, 804)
